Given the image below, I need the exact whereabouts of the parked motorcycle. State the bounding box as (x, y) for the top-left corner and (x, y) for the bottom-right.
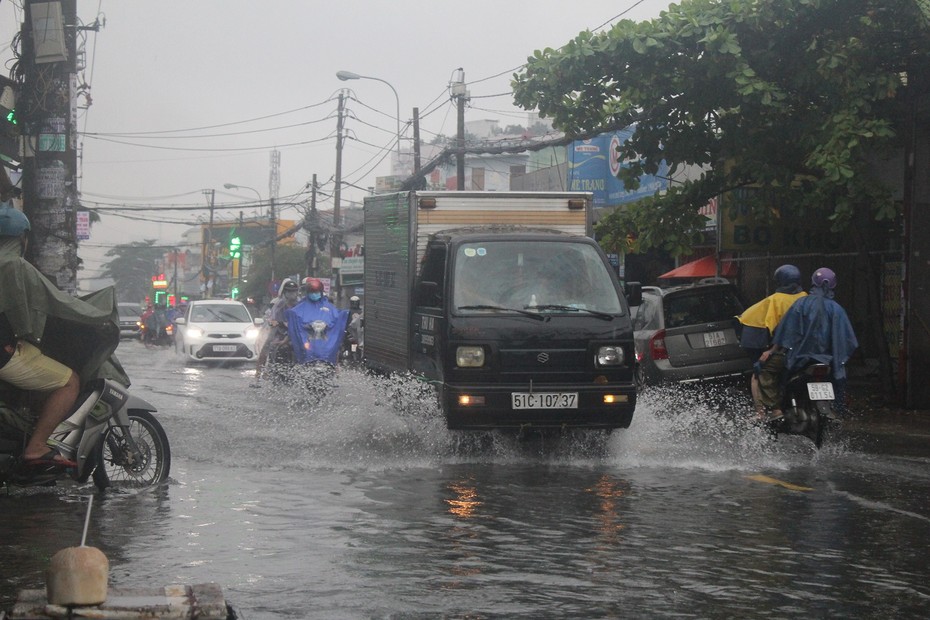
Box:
(765, 362), (839, 447)
(0, 377), (171, 491)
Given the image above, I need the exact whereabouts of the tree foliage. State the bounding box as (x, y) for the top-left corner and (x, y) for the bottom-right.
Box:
(512, 0), (929, 256)
(241, 244), (311, 301)
(99, 240), (165, 302)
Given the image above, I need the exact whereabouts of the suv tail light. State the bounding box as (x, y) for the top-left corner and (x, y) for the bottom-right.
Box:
(649, 329), (668, 361)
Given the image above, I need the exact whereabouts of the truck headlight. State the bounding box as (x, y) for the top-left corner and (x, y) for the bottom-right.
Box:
(596, 346), (624, 366)
(456, 346), (485, 368)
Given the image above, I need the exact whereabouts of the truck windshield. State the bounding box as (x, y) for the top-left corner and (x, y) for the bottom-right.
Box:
(452, 241), (623, 315)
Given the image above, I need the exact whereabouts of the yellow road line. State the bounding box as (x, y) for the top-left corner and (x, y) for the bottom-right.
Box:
(746, 474), (814, 492)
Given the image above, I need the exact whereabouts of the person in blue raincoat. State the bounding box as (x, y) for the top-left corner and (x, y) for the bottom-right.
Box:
(757, 267), (858, 418)
(285, 277), (349, 365)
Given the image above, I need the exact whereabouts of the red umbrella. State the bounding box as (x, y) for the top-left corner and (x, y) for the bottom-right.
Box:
(659, 255), (737, 279)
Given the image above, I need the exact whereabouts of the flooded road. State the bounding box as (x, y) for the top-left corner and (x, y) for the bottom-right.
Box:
(2, 341), (929, 618)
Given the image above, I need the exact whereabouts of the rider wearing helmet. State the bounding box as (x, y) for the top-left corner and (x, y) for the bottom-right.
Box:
(738, 265), (808, 418)
(0, 203), (82, 466)
(254, 278), (301, 382)
(285, 277), (349, 365)
(303, 277), (325, 301)
(760, 267), (858, 419)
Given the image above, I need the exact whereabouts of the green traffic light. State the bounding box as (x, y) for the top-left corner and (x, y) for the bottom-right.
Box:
(229, 236), (241, 258)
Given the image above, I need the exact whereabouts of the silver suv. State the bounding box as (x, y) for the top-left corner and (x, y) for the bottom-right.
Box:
(632, 282), (753, 386)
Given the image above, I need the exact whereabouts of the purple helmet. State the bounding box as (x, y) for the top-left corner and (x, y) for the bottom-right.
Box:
(811, 267), (837, 289)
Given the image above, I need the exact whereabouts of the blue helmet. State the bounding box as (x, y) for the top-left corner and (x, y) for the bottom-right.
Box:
(0, 205), (30, 237)
(773, 264), (801, 287)
(812, 267), (837, 289)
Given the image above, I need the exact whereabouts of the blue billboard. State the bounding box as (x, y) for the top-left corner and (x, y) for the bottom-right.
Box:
(566, 128), (669, 208)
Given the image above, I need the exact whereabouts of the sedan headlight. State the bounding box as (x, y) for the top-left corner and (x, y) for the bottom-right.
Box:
(245, 326), (260, 340)
(456, 346), (485, 368)
(596, 346), (625, 366)
(186, 327), (204, 339)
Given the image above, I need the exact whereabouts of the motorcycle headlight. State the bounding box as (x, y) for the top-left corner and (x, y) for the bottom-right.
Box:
(596, 346), (624, 367)
(456, 346), (485, 368)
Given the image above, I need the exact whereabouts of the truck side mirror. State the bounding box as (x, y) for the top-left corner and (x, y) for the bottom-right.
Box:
(625, 281), (643, 307)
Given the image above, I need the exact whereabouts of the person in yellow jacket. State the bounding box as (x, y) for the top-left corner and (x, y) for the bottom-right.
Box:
(738, 264), (807, 418)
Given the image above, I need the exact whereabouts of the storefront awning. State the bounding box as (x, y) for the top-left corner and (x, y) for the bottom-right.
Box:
(659, 255), (737, 279)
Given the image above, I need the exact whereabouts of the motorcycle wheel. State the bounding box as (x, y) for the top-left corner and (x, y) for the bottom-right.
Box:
(92, 410), (171, 491)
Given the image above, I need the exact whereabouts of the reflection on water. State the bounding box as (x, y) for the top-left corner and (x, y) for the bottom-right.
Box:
(445, 478), (482, 519)
(2, 343), (928, 617)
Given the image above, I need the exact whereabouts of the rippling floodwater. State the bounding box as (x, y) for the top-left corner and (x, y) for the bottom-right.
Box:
(2, 343), (929, 618)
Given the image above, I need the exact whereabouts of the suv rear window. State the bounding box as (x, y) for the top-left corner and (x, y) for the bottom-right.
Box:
(663, 288), (744, 329)
(118, 305), (141, 318)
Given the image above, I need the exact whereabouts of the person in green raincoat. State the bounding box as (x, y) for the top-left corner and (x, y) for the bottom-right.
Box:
(0, 187), (125, 466)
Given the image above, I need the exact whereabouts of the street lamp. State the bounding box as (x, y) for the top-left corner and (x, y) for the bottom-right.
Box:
(224, 182), (276, 284)
(336, 70), (401, 157)
(223, 183), (262, 213)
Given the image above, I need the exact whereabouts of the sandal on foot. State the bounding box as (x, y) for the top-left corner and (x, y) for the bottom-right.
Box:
(23, 448), (77, 468)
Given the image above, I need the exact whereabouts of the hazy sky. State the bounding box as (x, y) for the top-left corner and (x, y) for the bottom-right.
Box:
(1, 0), (672, 278)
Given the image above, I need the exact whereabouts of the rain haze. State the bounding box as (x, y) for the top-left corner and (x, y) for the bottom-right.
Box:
(1, 0), (671, 286)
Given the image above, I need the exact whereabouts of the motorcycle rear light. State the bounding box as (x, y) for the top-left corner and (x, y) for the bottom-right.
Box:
(808, 364), (831, 380)
(649, 329), (668, 361)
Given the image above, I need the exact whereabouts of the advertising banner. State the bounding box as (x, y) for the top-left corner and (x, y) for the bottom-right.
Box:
(75, 210), (90, 240)
(567, 128), (669, 208)
(718, 188), (849, 253)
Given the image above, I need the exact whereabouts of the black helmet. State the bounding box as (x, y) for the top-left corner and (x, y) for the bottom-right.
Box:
(282, 280), (298, 292)
(773, 264), (801, 288)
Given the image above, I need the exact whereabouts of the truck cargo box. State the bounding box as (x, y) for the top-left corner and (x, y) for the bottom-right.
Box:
(363, 191), (594, 375)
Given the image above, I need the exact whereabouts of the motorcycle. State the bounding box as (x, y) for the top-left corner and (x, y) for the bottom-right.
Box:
(340, 311), (364, 368)
(765, 362), (839, 447)
(0, 377), (171, 491)
(142, 311), (174, 348)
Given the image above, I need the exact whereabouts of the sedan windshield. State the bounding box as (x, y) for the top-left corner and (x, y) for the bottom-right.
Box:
(190, 304), (252, 323)
(453, 241), (623, 315)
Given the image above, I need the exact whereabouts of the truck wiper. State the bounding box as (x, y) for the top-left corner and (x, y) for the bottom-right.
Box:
(525, 304), (615, 321)
(457, 305), (549, 322)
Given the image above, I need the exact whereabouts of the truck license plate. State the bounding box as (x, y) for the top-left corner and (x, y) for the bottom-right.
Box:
(807, 382), (835, 400)
(512, 392), (578, 409)
(703, 330), (726, 347)
(213, 345), (237, 352)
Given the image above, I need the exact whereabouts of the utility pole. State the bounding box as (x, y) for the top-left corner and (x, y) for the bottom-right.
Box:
(20, 0), (81, 291)
(237, 210), (243, 297)
(269, 196), (276, 283)
(332, 92), (346, 304)
(269, 149), (280, 286)
(451, 69), (469, 191)
(413, 107), (421, 179)
(202, 189), (215, 297)
(307, 173), (318, 277)
(334, 92), (345, 228)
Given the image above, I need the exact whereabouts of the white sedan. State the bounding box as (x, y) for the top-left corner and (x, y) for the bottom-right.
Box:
(174, 299), (262, 364)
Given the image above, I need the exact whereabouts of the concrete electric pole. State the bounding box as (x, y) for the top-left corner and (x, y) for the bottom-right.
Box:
(451, 69), (469, 191)
(20, 0), (81, 291)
